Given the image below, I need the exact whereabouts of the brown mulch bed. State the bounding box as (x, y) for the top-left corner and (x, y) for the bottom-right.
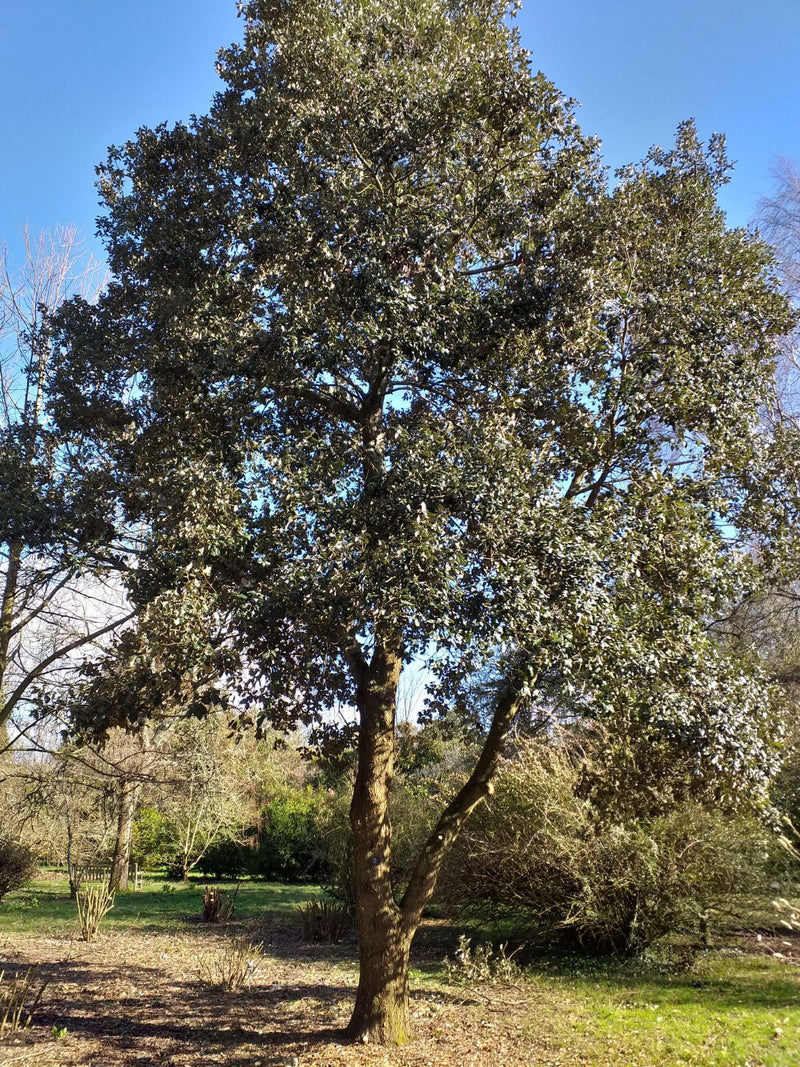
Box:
(0, 924), (580, 1067)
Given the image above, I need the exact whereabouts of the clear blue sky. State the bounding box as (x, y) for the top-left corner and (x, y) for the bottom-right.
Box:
(2, 0), (798, 265)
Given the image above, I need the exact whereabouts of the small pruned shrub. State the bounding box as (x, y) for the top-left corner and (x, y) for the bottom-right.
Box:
(444, 935), (524, 986)
(201, 884), (239, 923)
(297, 898), (349, 942)
(0, 837), (37, 903)
(198, 938), (264, 992)
(75, 884), (115, 941)
(0, 966), (49, 1036)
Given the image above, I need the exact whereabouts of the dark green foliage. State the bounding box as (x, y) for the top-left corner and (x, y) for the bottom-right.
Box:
(440, 742), (768, 954)
(164, 859), (188, 882)
(50, 0), (798, 761)
(48, 0), (800, 1039)
(252, 792), (329, 883)
(196, 838), (250, 881)
(0, 838), (37, 902)
(131, 807), (174, 871)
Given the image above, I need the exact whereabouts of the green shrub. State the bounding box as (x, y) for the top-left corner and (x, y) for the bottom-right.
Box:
(131, 807), (175, 870)
(252, 790), (329, 882)
(439, 740), (767, 954)
(196, 838), (250, 880)
(0, 837), (37, 902)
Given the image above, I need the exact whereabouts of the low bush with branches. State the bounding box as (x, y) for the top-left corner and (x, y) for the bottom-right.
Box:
(297, 898), (350, 942)
(0, 967), (48, 1036)
(75, 884), (115, 941)
(440, 739), (768, 954)
(198, 938), (264, 992)
(444, 935), (524, 986)
(0, 837), (37, 903)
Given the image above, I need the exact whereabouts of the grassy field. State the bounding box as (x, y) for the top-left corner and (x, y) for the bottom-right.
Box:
(0, 875), (799, 1065)
(516, 951), (800, 1065)
(1, 874), (320, 936)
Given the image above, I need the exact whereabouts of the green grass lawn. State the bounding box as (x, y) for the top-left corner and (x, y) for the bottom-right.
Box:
(416, 902), (800, 1065)
(514, 952), (800, 1065)
(0, 873), (321, 936)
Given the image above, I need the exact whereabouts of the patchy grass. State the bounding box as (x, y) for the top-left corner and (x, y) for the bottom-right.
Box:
(0, 877), (799, 1065)
(520, 951), (800, 1066)
(0, 874), (321, 937)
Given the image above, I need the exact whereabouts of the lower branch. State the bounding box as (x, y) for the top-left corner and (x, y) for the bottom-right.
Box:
(400, 660), (537, 933)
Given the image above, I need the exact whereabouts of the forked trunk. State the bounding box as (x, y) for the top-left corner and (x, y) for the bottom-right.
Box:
(344, 635), (533, 1045)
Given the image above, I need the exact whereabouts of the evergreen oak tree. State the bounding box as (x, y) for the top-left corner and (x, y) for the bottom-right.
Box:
(52, 0), (798, 1042)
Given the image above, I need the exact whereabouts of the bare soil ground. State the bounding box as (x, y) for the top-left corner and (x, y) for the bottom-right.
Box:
(3, 913), (800, 1067)
(0, 919), (581, 1067)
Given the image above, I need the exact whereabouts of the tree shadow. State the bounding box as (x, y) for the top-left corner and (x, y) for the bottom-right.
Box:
(26, 961), (358, 1067)
(3, 936), (482, 1066)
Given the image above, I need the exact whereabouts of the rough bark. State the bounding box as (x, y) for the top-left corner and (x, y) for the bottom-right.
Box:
(66, 814), (81, 899)
(348, 917), (411, 1045)
(109, 778), (139, 892)
(345, 636), (534, 1044)
(346, 636), (411, 1043)
(0, 541), (22, 723)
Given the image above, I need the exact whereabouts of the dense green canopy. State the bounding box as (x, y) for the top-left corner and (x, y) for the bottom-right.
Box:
(51, 0), (799, 1041)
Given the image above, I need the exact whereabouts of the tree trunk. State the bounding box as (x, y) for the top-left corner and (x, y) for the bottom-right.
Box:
(345, 637), (412, 1044)
(66, 812), (81, 899)
(109, 778), (139, 892)
(0, 540), (22, 730)
(345, 649), (534, 1044)
(348, 915), (411, 1044)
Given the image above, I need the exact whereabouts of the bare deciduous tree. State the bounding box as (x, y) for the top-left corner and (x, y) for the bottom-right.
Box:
(0, 226), (133, 747)
(759, 158), (800, 297)
(758, 159), (800, 417)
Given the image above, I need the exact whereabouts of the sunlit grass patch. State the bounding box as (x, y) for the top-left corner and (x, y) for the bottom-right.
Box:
(1, 874), (322, 936)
